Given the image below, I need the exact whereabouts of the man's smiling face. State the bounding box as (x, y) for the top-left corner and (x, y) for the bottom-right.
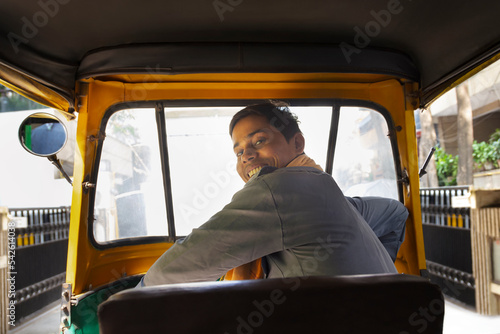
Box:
(231, 114), (303, 182)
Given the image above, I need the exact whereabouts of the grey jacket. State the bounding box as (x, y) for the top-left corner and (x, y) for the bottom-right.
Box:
(142, 166), (397, 286)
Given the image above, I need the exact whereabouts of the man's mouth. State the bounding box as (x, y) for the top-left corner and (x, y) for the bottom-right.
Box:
(247, 166), (263, 178)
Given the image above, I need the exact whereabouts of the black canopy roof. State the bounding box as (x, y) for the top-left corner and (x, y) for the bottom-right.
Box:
(1, 0), (499, 110)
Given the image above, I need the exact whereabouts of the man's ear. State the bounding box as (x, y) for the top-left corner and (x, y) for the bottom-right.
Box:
(293, 132), (305, 154)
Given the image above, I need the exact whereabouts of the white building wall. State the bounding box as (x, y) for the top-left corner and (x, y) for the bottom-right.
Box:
(431, 60), (500, 117)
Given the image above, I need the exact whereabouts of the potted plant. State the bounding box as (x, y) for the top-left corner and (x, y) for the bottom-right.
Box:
(473, 138), (499, 171)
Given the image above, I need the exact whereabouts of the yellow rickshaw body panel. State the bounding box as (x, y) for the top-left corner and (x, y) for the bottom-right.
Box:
(67, 73), (425, 295)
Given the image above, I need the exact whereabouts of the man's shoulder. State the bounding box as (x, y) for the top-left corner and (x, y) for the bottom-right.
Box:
(243, 166), (328, 190)
(257, 166), (279, 177)
(257, 166), (325, 178)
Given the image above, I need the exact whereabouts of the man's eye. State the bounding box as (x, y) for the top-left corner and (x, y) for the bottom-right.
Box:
(255, 139), (265, 146)
(236, 151), (243, 157)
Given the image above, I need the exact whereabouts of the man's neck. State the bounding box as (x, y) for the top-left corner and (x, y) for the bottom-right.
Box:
(286, 153), (323, 171)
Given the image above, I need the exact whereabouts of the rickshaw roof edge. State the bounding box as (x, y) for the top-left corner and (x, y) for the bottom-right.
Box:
(77, 43), (419, 83)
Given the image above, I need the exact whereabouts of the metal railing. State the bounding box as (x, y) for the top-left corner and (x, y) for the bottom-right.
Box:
(420, 185), (471, 228)
(6, 206), (70, 325)
(9, 206), (70, 246)
(420, 185), (475, 307)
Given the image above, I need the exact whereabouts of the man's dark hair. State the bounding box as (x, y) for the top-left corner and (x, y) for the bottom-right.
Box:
(229, 101), (301, 141)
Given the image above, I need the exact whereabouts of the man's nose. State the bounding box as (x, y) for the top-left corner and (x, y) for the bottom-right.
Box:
(241, 148), (256, 163)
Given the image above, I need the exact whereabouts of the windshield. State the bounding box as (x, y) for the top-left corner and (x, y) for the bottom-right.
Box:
(334, 107), (399, 199)
(93, 103), (398, 244)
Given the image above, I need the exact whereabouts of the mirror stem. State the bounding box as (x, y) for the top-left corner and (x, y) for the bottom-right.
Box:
(48, 155), (73, 185)
(418, 147), (436, 178)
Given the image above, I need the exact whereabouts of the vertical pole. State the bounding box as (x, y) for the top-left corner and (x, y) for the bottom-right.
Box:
(456, 82), (474, 185)
(155, 103), (176, 241)
(418, 109), (439, 187)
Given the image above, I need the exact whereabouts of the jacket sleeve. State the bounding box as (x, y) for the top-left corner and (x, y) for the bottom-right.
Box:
(141, 178), (284, 286)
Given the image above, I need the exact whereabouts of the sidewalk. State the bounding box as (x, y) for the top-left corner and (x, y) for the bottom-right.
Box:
(443, 298), (500, 334)
(9, 301), (60, 334)
(8, 298), (500, 334)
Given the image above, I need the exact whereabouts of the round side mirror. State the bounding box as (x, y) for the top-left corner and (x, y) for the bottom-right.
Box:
(18, 112), (68, 157)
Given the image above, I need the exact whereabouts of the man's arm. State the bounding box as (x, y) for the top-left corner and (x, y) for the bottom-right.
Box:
(346, 196), (408, 261)
(141, 179), (283, 287)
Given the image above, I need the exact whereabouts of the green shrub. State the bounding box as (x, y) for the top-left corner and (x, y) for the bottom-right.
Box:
(488, 129), (500, 167)
(473, 140), (489, 167)
(489, 128), (500, 142)
(434, 147), (458, 186)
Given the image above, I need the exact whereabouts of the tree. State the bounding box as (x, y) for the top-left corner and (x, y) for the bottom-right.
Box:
(418, 108), (439, 187)
(455, 82), (474, 185)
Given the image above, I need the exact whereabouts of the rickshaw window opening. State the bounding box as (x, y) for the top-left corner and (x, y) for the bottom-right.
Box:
(330, 103), (402, 201)
(90, 103), (171, 247)
(88, 99), (403, 249)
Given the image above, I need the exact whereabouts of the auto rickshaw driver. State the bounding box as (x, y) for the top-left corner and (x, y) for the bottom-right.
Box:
(138, 101), (406, 287)
(224, 101), (408, 280)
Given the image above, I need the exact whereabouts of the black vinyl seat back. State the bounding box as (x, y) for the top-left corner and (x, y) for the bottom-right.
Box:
(98, 274), (444, 334)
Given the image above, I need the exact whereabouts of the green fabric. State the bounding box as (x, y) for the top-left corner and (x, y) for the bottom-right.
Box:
(67, 276), (141, 334)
